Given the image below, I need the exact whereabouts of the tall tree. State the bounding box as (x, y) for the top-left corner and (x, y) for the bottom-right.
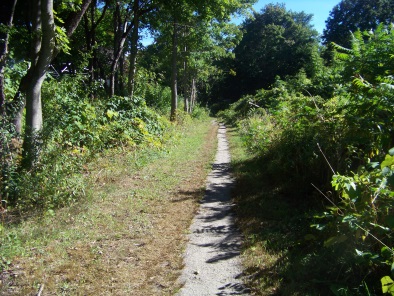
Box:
(127, 0), (141, 98)
(10, 0), (93, 135)
(109, 0), (154, 97)
(153, 0), (256, 120)
(323, 0), (394, 48)
(81, 0), (109, 94)
(21, 0), (56, 168)
(0, 0), (18, 116)
(4, 0), (92, 167)
(234, 3), (319, 94)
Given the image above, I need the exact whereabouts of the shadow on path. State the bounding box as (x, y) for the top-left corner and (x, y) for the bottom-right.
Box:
(177, 124), (249, 296)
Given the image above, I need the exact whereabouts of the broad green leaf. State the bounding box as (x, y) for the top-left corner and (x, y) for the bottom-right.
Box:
(355, 249), (364, 256)
(382, 167), (392, 176)
(75, 121), (84, 130)
(106, 110), (119, 119)
(367, 162), (380, 169)
(389, 147), (394, 156)
(371, 223), (390, 232)
(381, 155), (394, 169)
(381, 276), (394, 294)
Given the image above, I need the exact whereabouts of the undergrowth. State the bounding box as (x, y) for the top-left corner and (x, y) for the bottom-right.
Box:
(225, 24), (394, 295)
(0, 115), (214, 294)
(0, 62), (212, 276)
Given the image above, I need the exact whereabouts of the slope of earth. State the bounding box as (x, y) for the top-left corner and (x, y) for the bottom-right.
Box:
(1, 118), (218, 295)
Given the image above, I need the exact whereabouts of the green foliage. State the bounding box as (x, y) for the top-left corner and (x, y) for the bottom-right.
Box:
(382, 276), (394, 295)
(0, 118), (19, 204)
(1, 61), (28, 207)
(223, 24), (394, 293)
(190, 104), (210, 120)
(237, 110), (276, 154)
(13, 149), (86, 211)
(43, 76), (169, 153)
(233, 3), (319, 93)
(3, 60), (29, 102)
(323, 0), (394, 48)
(1, 71), (172, 211)
(133, 68), (172, 114)
(315, 149), (394, 252)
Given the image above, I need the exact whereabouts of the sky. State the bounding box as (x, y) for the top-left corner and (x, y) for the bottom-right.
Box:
(141, 0), (341, 46)
(250, 0), (341, 35)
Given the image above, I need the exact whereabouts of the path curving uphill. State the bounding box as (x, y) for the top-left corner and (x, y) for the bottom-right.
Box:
(177, 123), (249, 296)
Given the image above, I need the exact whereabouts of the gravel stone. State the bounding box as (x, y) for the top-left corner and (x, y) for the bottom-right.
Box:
(177, 123), (249, 296)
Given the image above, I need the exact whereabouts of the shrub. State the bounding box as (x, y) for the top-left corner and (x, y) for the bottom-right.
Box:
(224, 24), (394, 293)
(237, 110), (277, 154)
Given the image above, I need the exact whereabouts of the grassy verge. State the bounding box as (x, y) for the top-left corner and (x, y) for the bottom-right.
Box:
(228, 127), (319, 295)
(0, 118), (218, 295)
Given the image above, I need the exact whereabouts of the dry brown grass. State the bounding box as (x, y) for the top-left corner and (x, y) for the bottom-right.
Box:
(1, 119), (218, 295)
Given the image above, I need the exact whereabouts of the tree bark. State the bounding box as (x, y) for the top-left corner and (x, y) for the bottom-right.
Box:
(0, 0), (18, 117)
(22, 0), (55, 169)
(84, 0), (108, 97)
(10, 0), (93, 135)
(110, 3), (134, 97)
(65, 0), (92, 37)
(182, 42), (189, 113)
(110, 0), (154, 97)
(128, 0), (140, 98)
(190, 77), (196, 112)
(170, 20), (178, 121)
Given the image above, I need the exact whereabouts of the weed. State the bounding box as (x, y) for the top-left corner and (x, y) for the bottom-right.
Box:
(0, 117), (217, 295)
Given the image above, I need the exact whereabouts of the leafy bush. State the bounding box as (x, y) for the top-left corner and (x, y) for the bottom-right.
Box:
(191, 104), (210, 120)
(133, 67), (172, 114)
(224, 24), (394, 293)
(1, 70), (172, 211)
(0, 118), (19, 205)
(238, 110), (277, 154)
(43, 76), (169, 152)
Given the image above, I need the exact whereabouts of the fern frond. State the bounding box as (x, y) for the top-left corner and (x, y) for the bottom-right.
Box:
(331, 42), (352, 53)
(352, 75), (372, 89)
(334, 51), (350, 61)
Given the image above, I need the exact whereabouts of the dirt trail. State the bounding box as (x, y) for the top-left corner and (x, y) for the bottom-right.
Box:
(177, 124), (249, 295)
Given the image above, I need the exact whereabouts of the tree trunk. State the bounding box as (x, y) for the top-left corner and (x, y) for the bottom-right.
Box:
(182, 42), (189, 113)
(170, 21), (178, 122)
(190, 78), (196, 112)
(22, 0), (55, 169)
(110, 29), (135, 97)
(0, 0), (18, 116)
(65, 0), (92, 37)
(110, 4), (134, 97)
(84, 0), (108, 98)
(11, 0), (92, 134)
(183, 71), (189, 113)
(118, 51), (125, 95)
(128, 0), (140, 98)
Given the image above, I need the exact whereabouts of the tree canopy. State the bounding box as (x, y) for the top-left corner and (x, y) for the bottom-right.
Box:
(231, 3), (319, 96)
(322, 0), (394, 47)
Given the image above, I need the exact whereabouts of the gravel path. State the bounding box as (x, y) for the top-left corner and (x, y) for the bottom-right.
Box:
(177, 123), (249, 296)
